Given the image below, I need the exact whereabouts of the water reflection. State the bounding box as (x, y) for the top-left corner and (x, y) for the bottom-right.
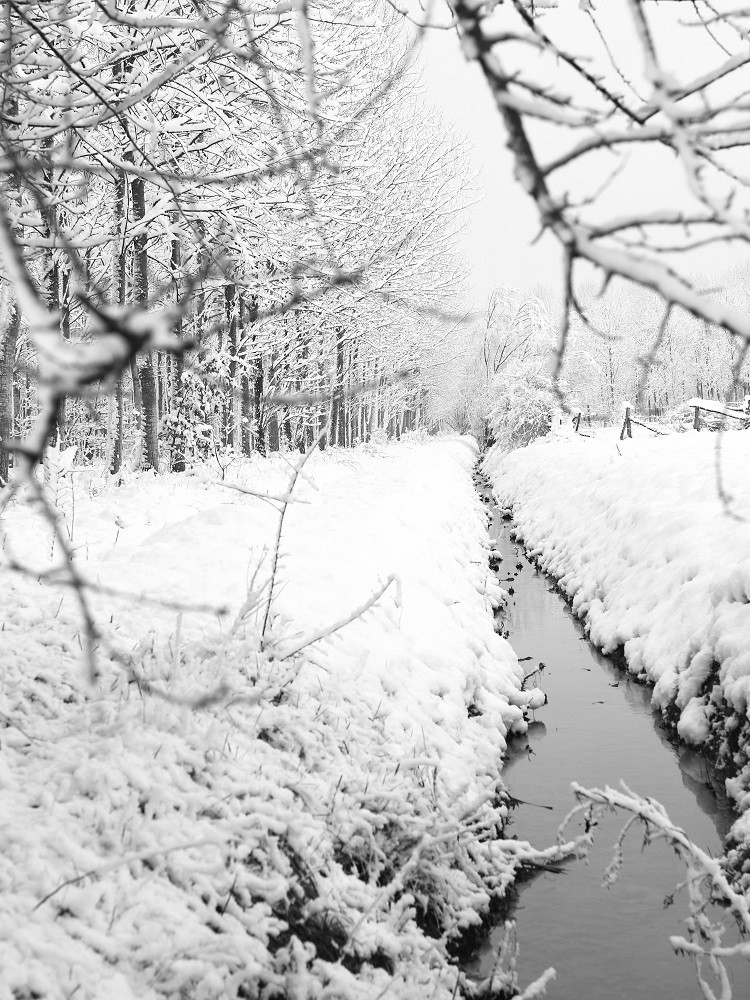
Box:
(464, 510), (748, 998)
(526, 720), (548, 743)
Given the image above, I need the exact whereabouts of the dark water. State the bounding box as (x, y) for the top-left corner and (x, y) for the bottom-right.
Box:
(464, 503), (750, 999)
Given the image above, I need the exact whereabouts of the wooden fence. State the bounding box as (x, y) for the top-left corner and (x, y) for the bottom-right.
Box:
(570, 407), (668, 439)
(571, 399), (750, 439)
(685, 397), (750, 430)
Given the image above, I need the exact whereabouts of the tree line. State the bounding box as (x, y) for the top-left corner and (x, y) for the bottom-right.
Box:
(431, 277), (750, 445)
(0, 0), (463, 483)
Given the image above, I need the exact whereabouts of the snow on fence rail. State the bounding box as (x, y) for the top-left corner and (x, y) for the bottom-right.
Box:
(685, 397), (750, 430)
(567, 406), (668, 440)
(567, 397), (750, 440)
(617, 405), (668, 440)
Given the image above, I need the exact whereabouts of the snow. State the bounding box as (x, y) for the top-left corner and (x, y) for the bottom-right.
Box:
(0, 436), (559, 999)
(685, 398), (748, 419)
(484, 429), (750, 850)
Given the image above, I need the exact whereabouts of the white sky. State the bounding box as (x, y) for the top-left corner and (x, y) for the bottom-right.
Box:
(415, 22), (561, 307)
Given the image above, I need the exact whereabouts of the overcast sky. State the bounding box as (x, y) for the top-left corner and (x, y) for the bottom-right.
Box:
(412, 5), (561, 309)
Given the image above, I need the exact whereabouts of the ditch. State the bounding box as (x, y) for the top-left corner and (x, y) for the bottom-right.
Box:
(464, 489), (750, 999)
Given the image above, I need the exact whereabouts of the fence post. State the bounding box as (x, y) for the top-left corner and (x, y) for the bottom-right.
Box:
(693, 406), (701, 431)
(620, 405), (632, 440)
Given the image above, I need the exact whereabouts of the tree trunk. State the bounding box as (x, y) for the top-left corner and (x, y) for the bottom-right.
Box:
(267, 413), (280, 452)
(225, 282), (240, 451)
(132, 175), (158, 471)
(330, 326), (346, 446)
(157, 352), (167, 421)
(111, 378), (124, 474)
(40, 135), (65, 448)
(283, 405), (293, 449)
(0, 92), (20, 482)
(139, 358), (159, 469)
(241, 368), (252, 456)
(0, 302), (21, 484)
(170, 217), (186, 472)
(110, 166), (128, 475)
(57, 266), (71, 447)
(368, 389), (378, 441)
(318, 412), (327, 450)
(42, 257), (60, 447)
(251, 337), (265, 455)
(238, 294), (255, 457)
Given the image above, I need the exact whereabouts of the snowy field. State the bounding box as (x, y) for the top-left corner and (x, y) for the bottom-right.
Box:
(0, 436), (557, 1000)
(485, 430), (750, 853)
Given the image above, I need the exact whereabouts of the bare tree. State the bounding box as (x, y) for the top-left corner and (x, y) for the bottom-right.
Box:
(0, 1), (464, 477)
(442, 0), (750, 397)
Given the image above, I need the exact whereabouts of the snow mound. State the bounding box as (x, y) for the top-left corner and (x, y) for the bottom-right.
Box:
(0, 437), (552, 999)
(485, 431), (750, 854)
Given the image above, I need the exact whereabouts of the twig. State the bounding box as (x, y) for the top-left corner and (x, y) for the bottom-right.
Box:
(260, 421), (330, 642)
(33, 838), (221, 911)
(214, 480), (311, 504)
(276, 575), (401, 661)
(2, 558), (229, 617)
(0, 709), (38, 743)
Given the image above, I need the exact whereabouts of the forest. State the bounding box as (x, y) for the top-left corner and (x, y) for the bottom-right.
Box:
(0, 0), (466, 485)
(3, 2), (750, 481)
(5, 3), (750, 1000)
(435, 279), (750, 450)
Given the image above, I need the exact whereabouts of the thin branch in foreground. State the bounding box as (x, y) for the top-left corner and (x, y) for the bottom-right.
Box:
(28, 478), (100, 684)
(260, 423), (330, 644)
(563, 781), (750, 997)
(2, 558), (230, 618)
(0, 709), (38, 744)
(214, 481), (311, 504)
(276, 573), (401, 661)
(33, 838), (222, 911)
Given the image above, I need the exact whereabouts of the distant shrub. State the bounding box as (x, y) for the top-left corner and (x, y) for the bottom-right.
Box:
(487, 377), (554, 452)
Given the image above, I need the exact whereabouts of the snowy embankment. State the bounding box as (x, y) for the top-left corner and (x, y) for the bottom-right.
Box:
(1, 437), (553, 1000)
(485, 431), (750, 851)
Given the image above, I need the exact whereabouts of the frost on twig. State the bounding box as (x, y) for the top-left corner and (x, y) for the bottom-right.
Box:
(452, 0), (750, 412)
(562, 781), (750, 1000)
(275, 573), (402, 661)
(43, 443), (77, 558)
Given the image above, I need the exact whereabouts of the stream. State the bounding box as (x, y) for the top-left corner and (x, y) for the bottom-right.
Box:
(464, 496), (750, 999)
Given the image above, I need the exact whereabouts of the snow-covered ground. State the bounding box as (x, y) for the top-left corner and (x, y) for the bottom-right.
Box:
(0, 436), (557, 1000)
(485, 430), (750, 853)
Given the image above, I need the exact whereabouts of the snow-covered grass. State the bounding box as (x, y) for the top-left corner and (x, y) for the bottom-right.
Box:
(0, 436), (558, 1000)
(484, 430), (750, 859)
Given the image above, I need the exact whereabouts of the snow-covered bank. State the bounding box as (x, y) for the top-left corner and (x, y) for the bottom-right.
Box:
(1, 437), (553, 1000)
(484, 432), (750, 851)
